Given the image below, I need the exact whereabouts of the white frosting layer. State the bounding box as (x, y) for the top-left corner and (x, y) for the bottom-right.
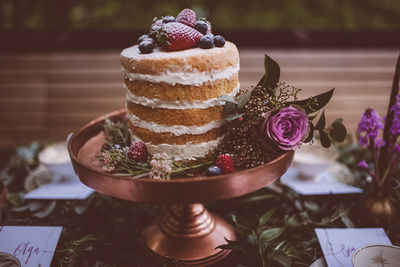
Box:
(125, 83), (240, 109)
(132, 135), (223, 160)
(128, 113), (224, 136)
(122, 64), (239, 86)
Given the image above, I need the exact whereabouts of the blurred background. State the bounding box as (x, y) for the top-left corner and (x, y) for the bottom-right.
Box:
(0, 0), (399, 157)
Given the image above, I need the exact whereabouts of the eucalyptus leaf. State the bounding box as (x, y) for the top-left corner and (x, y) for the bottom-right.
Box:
(315, 110), (326, 130)
(304, 201), (320, 212)
(224, 101), (238, 115)
(32, 200), (57, 219)
(260, 227), (284, 241)
(218, 95), (236, 103)
(259, 208), (275, 227)
(319, 130), (331, 148)
(288, 88), (334, 114)
(237, 90), (252, 108)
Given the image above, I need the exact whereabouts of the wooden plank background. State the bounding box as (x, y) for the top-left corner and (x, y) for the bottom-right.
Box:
(0, 48), (398, 148)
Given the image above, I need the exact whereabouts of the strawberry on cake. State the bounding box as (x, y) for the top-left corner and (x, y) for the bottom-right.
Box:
(120, 8), (240, 160)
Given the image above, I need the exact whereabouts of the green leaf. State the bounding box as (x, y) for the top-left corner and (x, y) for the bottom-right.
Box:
(258, 55), (280, 91)
(241, 194), (277, 204)
(259, 208), (275, 226)
(231, 213), (253, 231)
(303, 122), (315, 143)
(260, 227), (284, 241)
(315, 110), (326, 130)
(288, 88), (335, 114)
(319, 130), (331, 148)
(304, 201), (320, 211)
(268, 252), (292, 267)
(330, 120), (347, 142)
(215, 238), (247, 254)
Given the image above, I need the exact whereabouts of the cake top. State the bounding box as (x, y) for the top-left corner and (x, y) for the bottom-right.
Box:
(120, 41), (239, 75)
(130, 8), (228, 55)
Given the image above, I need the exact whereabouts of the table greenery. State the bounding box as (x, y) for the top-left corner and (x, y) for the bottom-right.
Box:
(1, 140), (400, 267)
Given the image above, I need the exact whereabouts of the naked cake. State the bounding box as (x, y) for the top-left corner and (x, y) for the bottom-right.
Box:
(121, 42), (240, 160)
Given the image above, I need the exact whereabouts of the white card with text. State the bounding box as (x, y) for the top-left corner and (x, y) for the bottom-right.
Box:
(0, 226), (62, 267)
(24, 181), (94, 200)
(315, 228), (392, 267)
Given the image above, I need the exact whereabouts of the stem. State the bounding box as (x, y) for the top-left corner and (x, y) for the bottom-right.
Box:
(379, 53), (400, 177)
(170, 161), (213, 174)
(370, 137), (380, 184)
(258, 226), (266, 267)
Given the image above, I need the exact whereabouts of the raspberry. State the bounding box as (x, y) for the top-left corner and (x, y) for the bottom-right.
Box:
(128, 141), (148, 162)
(216, 154), (235, 174)
(176, 8), (196, 28)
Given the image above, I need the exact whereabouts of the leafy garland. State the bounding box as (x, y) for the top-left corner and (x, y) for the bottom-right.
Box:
(2, 142), (400, 266)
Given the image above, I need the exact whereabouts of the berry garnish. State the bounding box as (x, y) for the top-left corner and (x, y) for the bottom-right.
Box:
(137, 34), (150, 44)
(162, 15), (176, 24)
(214, 35), (225, 47)
(195, 21), (208, 35)
(138, 40), (154, 54)
(128, 141), (148, 162)
(216, 154), (235, 174)
(198, 34), (214, 49)
(141, 37), (155, 44)
(176, 8), (196, 28)
(206, 166), (222, 176)
(150, 19), (163, 38)
(157, 22), (203, 51)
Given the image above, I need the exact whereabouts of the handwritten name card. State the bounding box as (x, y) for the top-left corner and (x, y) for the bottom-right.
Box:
(0, 226), (62, 267)
(315, 228), (392, 267)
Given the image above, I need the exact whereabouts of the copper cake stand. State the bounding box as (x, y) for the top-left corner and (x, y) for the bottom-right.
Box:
(68, 109), (294, 266)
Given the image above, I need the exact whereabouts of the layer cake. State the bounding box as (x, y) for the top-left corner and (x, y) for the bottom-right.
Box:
(120, 41), (239, 160)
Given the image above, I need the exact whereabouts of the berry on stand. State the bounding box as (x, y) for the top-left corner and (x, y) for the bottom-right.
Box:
(176, 8), (196, 28)
(198, 34), (214, 49)
(214, 35), (225, 47)
(141, 37), (155, 44)
(206, 166), (222, 176)
(139, 40), (154, 54)
(195, 21), (209, 35)
(157, 22), (203, 51)
(128, 141), (148, 162)
(137, 34), (150, 44)
(216, 154), (235, 173)
(162, 15), (176, 24)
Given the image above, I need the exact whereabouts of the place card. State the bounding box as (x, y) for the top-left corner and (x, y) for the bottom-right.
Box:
(0, 226), (62, 267)
(24, 181), (94, 200)
(280, 168), (363, 195)
(315, 228), (392, 267)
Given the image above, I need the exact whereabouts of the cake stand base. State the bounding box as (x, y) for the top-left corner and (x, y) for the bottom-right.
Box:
(142, 204), (235, 266)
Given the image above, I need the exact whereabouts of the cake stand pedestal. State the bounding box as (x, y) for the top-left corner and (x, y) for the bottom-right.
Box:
(68, 109), (294, 266)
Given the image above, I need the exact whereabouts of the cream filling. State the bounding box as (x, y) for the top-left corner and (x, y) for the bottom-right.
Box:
(131, 135), (223, 160)
(128, 113), (224, 136)
(125, 83), (240, 109)
(122, 64), (239, 86)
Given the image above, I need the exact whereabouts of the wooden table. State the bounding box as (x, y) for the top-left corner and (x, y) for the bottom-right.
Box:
(0, 48), (398, 147)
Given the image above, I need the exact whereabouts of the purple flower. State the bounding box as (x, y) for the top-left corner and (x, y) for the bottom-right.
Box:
(260, 105), (309, 151)
(357, 160), (369, 169)
(390, 95), (400, 136)
(357, 108), (384, 147)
